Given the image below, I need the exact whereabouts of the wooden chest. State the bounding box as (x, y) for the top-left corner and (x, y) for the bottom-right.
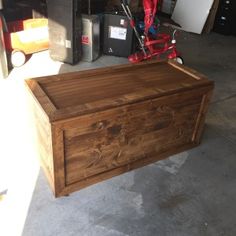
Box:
(25, 60), (214, 197)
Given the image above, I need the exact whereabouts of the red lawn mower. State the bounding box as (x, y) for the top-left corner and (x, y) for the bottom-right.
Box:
(121, 0), (183, 64)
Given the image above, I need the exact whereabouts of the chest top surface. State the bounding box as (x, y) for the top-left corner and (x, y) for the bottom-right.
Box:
(25, 60), (213, 122)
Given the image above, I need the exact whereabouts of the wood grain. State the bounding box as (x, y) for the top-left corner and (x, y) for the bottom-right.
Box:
(63, 90), (203, 185)
(25, 60), (212, 121)
(25, 60), (214, 197)
(26, 85), (56, 193)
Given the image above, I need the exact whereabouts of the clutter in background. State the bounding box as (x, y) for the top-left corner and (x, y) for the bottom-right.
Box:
(160, 0), (177, 15)
(0, 4), (8, 78)
(213, 0), (236, 36)
(106, 0), (143, 13)
(81, 0), (100, 62)
(171, 0), (236, 35)
(171, 0), (215, 34)
(203, 0), (220, 34)
(81, 14), (100, 62)
(0, 0), (234, 71)
(3, 18), (48, 67)
(47, 0), (82, 65)
(103, 13), (135, 58)
(120, 0), (183, 63)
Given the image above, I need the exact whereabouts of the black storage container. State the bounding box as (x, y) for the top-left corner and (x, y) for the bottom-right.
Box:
(47, 0), (82, 64)
(103, 13), (134, 57)
(32, 0), (47, 18)
(81, 0), (107, 14)
(214, 0), (236, 35)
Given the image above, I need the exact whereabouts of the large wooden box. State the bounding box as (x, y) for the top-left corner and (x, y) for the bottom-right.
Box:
(25, 60), (214, 197)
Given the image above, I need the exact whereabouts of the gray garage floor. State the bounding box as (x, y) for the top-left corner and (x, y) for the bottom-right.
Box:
(0, 30), (236, 236)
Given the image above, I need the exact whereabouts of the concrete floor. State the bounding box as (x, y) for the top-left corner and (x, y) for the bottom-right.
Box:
(0, 30), (236, 236)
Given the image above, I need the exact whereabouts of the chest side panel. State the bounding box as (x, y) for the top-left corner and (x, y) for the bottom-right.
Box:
(61, 87), (210, 186)
(29, 94), (55, 191)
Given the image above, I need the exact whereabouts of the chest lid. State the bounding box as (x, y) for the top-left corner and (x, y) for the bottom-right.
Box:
(25, 60), (214, 122)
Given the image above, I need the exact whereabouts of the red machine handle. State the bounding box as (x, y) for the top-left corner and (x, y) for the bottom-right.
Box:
(143, 0), (159, 34)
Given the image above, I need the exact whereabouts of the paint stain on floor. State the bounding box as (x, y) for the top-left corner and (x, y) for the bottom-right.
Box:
(159, 194), (189, 209)
(156, 152), (189, 174)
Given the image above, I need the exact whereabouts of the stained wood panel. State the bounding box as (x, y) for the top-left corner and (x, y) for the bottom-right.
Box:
(27, 60), (211, 121)
(63, 89), (204, 184)
(26, 86), (55, 193)
(25, 60), (214, 197)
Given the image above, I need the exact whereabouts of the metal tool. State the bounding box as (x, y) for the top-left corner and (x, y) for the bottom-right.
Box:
(121, 0), (147, 56)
